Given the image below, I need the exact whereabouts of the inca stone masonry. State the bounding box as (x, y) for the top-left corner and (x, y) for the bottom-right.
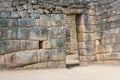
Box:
(0, 0), (120, 69)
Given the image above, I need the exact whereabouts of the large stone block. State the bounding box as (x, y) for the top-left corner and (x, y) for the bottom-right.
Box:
(7, 27), (29, 39)
(40, 14), (52, 27)
(29, 27), (48, 40)
(112, 44), (120, 52)
(11, 11), (20, 18)
(16, 6), (24, 11)
(2, 2), (12, 8)
(39, 49), (50, 62)
(20, 10), (29, 18)
(79, 48), (94, 56)
(106, 53), (120, 60)
(5, 53), (16, 68)
(43, 39), (53, 49)
(33, 62), (48, 69)
(18, 18), (36, 27)
(8, 19), (18, 27)
(53, 39), (66, 48)
(0, 27), (7, 39)
(0, 19), (9, 27)
(43, 39), (65, 50)
(13, 1), (19, 6)
(49, 49), (66, 61)
(26, 40), (39, 50)
(20, 40), (27, 51)
(1, 12), (11, 18)
(103, 45), (112, 53)
(0, 55), (6, 69)
(78, 41), (95, 49)
(16, 50), (38, 66)
(48, 27), (66, 39)
(52, 14), (66, 26)
(48, 61), (65, 68)
(0, 40), (20, 55)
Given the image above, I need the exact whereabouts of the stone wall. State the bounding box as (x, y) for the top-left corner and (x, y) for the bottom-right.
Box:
(0, 0), (67, 69)
(0, 0), (120, 69)
(95, 0), (120, 64)
(76, 0), (96, 66)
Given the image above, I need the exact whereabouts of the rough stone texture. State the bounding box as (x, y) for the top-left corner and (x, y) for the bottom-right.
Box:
(16, 50), (38, 67)
(0, 0), (120, 69)
(29, 27), (48, 40)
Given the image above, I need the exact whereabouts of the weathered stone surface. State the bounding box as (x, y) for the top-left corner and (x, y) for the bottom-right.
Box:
(20, 40), (27, 51)
(1, 12), (11, 18)
(26, 40), (39, 50)
(48, 61), (65, 68)
(102, 45), (112, 53)
(53, 39), (66, 48)
(79, 48), (94, 56)
(29, 0), (38, 4)
(78, 33), (94, 42)
(13, 1), (19, 6)
(18, 18), (36, 27)
(29, 27), (48, 40)
(48, 27), (66, 39)
(52, 14), (66, 26)
(0, 27), (7, 39)
(16, 6), (24, 11)
(0, 19), (9, 27)
(0, 40), (20, 55)
(30, 12), (40, 18)
(78, 41), (94, 49)
(5, 53), (16, 68)
(43, 39), (53, 49)
(80, 56), (89, 62)
(95, 46), (102, 54)
(23, 3), (32, 10)
(34, 9), (43, 14)
(8, 19), (18, 27)
(106, 53), (120, 60)
(20, 10), (29, 18)
(88, 9), (96, 16)
(16, 50), (37, 66)
(78, 24), (95, 33)
(39, 49), (50, 62)
(40, 14), (52, 27)
(33, 5), (40, 9)
(7, 27), (29, 39)
(2, 2), (12, 8)
(11, 11), (20, 18)
(7, 7), (16, 12)
(49, 49), (66, 61)
(19, 0), (27, 4)
(0, 55), (6, 69)
(112, 44), (120, 52)
(33, 62), (48, 69)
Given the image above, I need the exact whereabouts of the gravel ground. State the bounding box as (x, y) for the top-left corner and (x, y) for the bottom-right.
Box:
(0, 65), (120, 80)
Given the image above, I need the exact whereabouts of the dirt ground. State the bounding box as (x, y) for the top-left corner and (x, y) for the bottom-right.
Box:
(0, 65), (120, 80)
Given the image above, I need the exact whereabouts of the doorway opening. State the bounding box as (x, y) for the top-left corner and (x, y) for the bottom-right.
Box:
(66, 15), (81, 69)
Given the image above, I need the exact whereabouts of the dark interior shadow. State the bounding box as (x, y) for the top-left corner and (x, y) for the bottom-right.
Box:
(66, 63), (79, 69)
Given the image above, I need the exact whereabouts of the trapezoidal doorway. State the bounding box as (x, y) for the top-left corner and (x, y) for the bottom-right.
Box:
(66, 14), (81, 68)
